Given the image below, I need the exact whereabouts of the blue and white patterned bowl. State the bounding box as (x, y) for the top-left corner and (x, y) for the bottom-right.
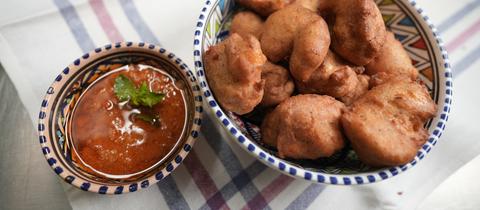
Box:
(38, 42), (203, 194)
(193, 0), (453, 184)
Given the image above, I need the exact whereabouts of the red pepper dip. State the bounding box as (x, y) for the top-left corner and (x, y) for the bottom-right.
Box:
(70, 64), (186, 176)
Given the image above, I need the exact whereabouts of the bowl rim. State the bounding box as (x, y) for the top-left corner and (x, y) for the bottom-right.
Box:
(192, 0), (453, 185)
(38, 42), (203, 194)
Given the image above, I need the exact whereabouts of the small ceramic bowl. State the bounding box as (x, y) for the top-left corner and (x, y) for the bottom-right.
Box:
(38, 42), (203, 194)
(193, 0), (453, 184)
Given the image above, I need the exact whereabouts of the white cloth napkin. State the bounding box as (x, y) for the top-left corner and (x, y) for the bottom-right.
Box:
(0, 0), (479, 209)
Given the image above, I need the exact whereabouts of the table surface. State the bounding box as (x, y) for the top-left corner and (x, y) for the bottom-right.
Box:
(0, 65), (71, 209)
(0, 0), (479, 209)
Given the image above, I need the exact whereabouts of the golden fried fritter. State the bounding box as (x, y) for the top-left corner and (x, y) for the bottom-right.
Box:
(339, 74), (370, 105)
(290, 18), (330, 82)
(204, 33), (267, 114)
(261, 94), (346, 159)
(366, 31), (419, 87)
(260, 5), (321, 62)
(296, 51), (369, 105)
(292, 0), (320, 11)
(261, 107), (281, 147)
(230, 11), (264, 39)
(236, 0), (295, 17)
(260, 62), (295, 107)
(319, 0), (386, 65)
(341, 80), (437, 167)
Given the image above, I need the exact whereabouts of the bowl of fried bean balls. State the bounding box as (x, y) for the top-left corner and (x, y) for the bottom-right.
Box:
(193, 0), (453, 184)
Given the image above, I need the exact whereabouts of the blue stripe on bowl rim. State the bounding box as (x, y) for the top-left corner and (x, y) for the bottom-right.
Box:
(192, 0), (452, 185)
(37, 42), (203, 194)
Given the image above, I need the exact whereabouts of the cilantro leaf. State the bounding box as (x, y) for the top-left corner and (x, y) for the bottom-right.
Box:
(135, 113), (160, 127)
(114, 74), (136, 102)
(114, 74), (165, 107)
(137, 82), (165, 107)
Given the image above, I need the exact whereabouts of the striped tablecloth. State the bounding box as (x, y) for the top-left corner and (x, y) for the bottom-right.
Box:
(0, 0), (479, 209)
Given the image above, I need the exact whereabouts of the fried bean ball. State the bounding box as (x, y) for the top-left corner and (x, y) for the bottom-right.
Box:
(261, 94), (346, 159)
(204, 33), (267, 115)
(260, 62), (295, 107)
(319, 0), (386, 65)
(339, 74), (370, 105)
(366, 31), (419, 87)
(290, 18), (331, 82)
(260, 5), (321, 62)
(296, 51), (370, 105)
(236, 0), (295, 17)
(341, 80), (437, 167)
(292, 0), (320, 11)
(230, 11), (264, 39)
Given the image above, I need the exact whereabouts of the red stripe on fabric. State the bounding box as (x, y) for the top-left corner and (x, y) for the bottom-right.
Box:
(89, 0), (123, 43)
(241, 174), (295, 210)
(446, 18), (480, 52)
(88, 2), (226, 207)
(183, 150), (230, 210)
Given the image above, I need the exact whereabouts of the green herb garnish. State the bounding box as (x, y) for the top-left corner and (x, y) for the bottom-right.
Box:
(114, 74), (165, 107)
(135, 113), (160, 127)
(114, 74), (164, 125)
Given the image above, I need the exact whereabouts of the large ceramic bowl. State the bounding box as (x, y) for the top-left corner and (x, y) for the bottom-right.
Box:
(38, 42), (203, 194)
(193, 0), (453, 184)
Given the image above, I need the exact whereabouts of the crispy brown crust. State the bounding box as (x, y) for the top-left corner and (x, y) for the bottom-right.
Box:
(366, 31), (419, 87)
(296, 51), (370, 105)
(203, 1), (438, 166)
(260, 62), (295, 107)
(290, 18), (331, 82)
(292, 0), (320, 11)
(204, 33), (267, 114)
(260, 5), (321, 62)
(261, 94), (346, 159)
(230, 11), (264, 39)
(236, 0), (295, 16)
(320, 0), (386, 65)
(341, 80), (437, 167)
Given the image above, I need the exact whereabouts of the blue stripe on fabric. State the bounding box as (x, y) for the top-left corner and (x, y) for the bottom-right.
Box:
(437, 0), (480, 33)
(285, 3), (475, 207)
(111, 1), (187, 208)
(157, 175), (191, 210)
(453, 45), (480, 78)
(285, 184), (327, 210)
(199, 161), (267, 210)
(118, 0), (159, 43)
(53, 2), (182, 206)
(201, 116), (271, 210)
(52, 0), (95, 53)
(54, 0), (470, 207)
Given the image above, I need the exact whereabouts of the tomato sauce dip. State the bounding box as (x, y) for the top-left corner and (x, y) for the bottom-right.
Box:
(70, 64), (186, 176)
